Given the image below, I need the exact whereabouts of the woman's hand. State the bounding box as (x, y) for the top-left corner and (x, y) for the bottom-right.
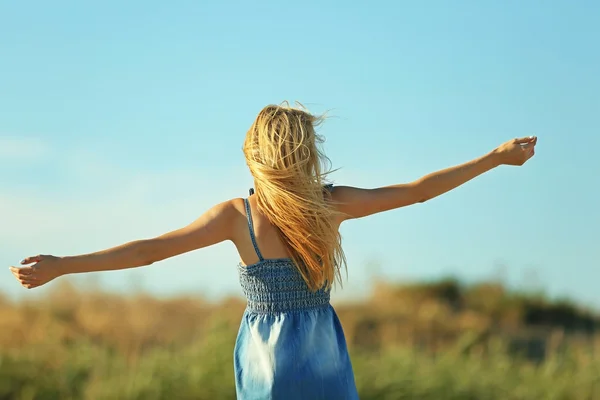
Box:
(494, 136), (537, 166)
(9, 255), (64, 289)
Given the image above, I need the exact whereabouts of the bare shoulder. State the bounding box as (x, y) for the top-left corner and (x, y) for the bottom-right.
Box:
(176, 197), (249, 245)
(136, 198), (248, 263)
(159, 198), (243, 241)
(222, 196), (248, 226)
(227, 197), (247, 215)
(225, 197), (253, 238)
(201, 198), (244, 224)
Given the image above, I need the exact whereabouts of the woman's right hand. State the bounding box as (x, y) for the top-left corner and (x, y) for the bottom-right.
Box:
(494, 136), (537, 166)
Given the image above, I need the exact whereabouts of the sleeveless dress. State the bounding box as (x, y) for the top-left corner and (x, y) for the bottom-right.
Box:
(234, 188), (359, 400)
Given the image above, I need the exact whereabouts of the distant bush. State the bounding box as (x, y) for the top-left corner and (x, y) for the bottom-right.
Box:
(0, 279), (598, 399)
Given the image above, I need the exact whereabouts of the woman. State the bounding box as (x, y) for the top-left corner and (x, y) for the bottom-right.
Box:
(10, 103), (537, 399)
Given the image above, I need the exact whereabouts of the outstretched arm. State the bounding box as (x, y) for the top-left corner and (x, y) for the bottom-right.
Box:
(10, 199), (239, 289)
(333, 136), (537, 220)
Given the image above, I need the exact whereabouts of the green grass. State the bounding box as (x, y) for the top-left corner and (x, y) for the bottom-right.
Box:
(0, 280), (598, 399)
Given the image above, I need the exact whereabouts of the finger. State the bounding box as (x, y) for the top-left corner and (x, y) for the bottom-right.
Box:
(514, 136), (537, 144)
(12, 273), (25, 285)
(21, 255), (45, 265)
(520, 142), (536, 149)
(522, 148), (535, 162)
(10, 266), (35, 276)
(19, 276), (40, 284)
(22, 282), (39, 289)
(10, 272), (38, 287)
(9, 267), (21, 277)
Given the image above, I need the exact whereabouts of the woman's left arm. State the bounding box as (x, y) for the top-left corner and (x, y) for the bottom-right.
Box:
(10, 199), (238, 289)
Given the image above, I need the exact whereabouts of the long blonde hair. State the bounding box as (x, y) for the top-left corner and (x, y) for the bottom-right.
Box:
(243, 102), (347, 292)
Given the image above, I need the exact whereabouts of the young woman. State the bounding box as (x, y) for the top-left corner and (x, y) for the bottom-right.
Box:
(10, 103), (537, 399)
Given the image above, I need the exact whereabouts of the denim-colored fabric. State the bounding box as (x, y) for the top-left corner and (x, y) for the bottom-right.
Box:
(234, 195), (358, 399)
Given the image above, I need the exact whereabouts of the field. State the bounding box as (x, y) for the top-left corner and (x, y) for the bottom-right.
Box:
(1, 278), (599, 400)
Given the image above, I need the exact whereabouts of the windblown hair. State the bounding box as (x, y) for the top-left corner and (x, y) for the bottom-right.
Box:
(243, 102), (347, 292)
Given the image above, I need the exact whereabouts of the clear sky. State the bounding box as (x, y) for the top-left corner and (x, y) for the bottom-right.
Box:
(1, 1), (598, 306)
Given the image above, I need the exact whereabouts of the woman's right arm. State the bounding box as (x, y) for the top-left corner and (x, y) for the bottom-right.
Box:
(332, 136), (537, 220)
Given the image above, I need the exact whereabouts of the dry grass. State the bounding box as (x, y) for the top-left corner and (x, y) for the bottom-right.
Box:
(1, 278), (599, 399)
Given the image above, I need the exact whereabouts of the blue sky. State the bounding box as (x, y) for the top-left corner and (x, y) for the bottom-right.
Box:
(1, 1), (599, 306)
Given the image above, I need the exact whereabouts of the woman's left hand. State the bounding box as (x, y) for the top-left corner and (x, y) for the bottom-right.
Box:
(9, 254), (64, 289)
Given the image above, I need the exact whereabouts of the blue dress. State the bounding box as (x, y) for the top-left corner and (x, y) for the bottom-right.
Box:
(234, 193), (359, 400)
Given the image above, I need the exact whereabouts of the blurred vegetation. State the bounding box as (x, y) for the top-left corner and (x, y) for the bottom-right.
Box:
(1, 278), (600, 399)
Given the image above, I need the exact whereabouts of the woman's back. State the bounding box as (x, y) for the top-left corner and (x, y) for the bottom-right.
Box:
(232, 187), (359, 400)
(233, 194), (299, 267)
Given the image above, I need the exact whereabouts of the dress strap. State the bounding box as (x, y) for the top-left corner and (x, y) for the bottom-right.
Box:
(243, 197), (264, 261)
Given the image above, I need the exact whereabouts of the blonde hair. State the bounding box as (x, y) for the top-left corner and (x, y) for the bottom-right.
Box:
(243, 102), (346, 292)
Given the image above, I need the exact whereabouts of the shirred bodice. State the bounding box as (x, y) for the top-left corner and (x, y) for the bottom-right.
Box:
(238, 259), (331, 314)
